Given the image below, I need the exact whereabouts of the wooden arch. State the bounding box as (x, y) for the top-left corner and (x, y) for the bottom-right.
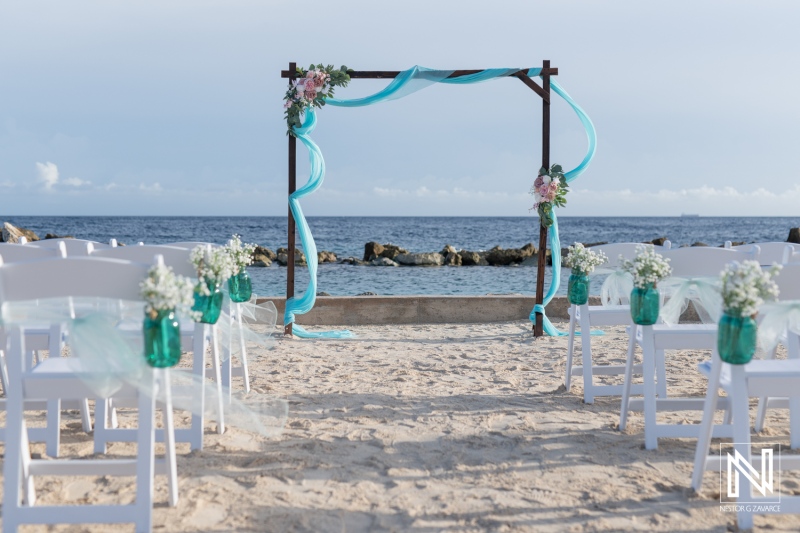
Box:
(281, 60), (559, 337)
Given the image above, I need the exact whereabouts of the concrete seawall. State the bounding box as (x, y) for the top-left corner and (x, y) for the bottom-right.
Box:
(260, 295), (598, 325)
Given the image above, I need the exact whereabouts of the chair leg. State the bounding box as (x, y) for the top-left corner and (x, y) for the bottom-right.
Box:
(189, 326), (206, 451)
(160, 369), (179, 507)
(790, 397), (800, 449)
(45, 399), (61, 457)
(0, 349), (10, 395)
(4, 328), (26, 531)
(135, 374), (157, 533)
(222, 316), (233, 405)
(80, 399), (92, 432)
(691, 354), (723, 492)
(236, 304), (250, 394)
(619, 324), (637, 431)
(211, 326), (225, 434)
(579, 304), (594, 404)
(94, 399), (109, 454)
(730, 365), (754, 530)
(565, 306), (577, 391)
(655, 349), (667, 398)
(641, 326), (658, 450)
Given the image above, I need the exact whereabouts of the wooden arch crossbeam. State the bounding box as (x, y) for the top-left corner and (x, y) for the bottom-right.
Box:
(281, 61), (558, 337)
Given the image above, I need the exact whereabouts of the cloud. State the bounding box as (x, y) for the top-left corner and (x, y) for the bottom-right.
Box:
(63, 176), (91, 187)
(139, 182), (162, 193)
(36, 161), (59, 190)
(0, 180), (14, 188)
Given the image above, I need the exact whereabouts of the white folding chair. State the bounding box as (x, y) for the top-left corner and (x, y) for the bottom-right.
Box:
(690, 338), (800, 529)
(89, 244), (225, 450)
(751, 264), (800, 443)
(0, 255), (178, 532)
(730, 241), (798, 267)
(159, 241), (252, 398)
(24, 237), (116, 255)
(0, 241), (90, 456)
(565, 242), (671, 403)
(619, 245), (759, 449)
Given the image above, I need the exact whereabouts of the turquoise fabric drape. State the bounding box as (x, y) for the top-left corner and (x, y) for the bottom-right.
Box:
(285, 66), (596, 338)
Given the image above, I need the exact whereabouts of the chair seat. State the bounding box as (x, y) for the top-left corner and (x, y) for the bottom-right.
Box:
(644, 324), (717, 350)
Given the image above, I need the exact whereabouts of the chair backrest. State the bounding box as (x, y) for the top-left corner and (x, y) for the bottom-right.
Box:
(0, 256), (150, 302)
(587, 241), (671, 270)
(162, 241), (218, 250)
(0, 241), (67, 262)
(774, 263), (800, 301)
(730, 242), (798, 266)
(27, 238), (114, 256)
(786, 250), (800, 265)
(89, 245), (196, 278)
(662, 246), (759, 278)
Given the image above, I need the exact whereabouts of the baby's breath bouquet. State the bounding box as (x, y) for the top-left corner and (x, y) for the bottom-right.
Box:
(140, 263), (198, 320)
(565, 243), (608, 275)
(224, 234), (256, 303)
(720, 260), (781, 317)
(190, 245), (235, 292)
(224, 234), (257, 275)
(718, 260), (781, 365)
(566, 243), (607, 306)
(619, 245), (672, 289)
(140, 263), (198, 367)
(620, 245), (671, 325)
(190, 245), (234, 324)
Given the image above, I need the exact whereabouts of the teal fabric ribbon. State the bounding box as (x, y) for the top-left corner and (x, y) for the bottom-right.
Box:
(285, 66), (596, 337)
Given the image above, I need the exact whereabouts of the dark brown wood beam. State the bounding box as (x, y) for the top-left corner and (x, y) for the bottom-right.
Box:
(534, 59), (552, 338)
(285, 62), (297, 337)
(281, 68), (558, 79)
(514, 73), (549, 102)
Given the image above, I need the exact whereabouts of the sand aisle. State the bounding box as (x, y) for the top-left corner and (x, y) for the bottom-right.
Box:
(5, 321), (800, 532)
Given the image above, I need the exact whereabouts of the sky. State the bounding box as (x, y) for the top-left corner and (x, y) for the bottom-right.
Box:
(1, 0), (799, 217)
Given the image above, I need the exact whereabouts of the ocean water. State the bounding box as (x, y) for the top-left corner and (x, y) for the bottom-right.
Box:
(7, 216), (799, 297)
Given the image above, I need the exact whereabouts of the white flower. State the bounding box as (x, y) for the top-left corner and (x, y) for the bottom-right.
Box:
(542, 175), (552, 184)
(140, 263), (199, 320)
(223, 234), (257, 274)
(190, 245), (235, 285)
(720, 260), (781, 316)
(620, 245), (672, 289)
(565, 243), (608, 275)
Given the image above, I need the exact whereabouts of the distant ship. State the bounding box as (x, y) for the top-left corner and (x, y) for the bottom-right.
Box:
(680, 213), (700, 217)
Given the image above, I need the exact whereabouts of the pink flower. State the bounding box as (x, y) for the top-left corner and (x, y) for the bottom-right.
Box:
(283, 100), (291, 109)
(306, 71), (315, 79)
(305, 89), (317, 101)
(534, 175), (544, 189)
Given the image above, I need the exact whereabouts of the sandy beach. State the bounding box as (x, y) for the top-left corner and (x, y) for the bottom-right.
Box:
(4, 320), (800, 532)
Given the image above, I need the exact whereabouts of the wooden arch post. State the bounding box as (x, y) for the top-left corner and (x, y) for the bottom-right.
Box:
(282, 62), (557, 337)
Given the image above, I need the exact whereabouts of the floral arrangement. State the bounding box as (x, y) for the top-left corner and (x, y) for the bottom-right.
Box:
(190, 245), (235, 294)
(565, 243), (608, 275)
(720, 260), (781, 317)
(530, 164), (569, 211)
(619, 245), (672, 289)
(224, 234), (256, 275)
(284, 64), (351, 136)
(530, 164), (569, 228)
(140, 263), (198, 320)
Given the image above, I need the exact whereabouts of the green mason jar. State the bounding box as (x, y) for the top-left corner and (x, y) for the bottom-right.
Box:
(630, 283), (660, 325)
(143, 309), (182, 368)
(228, 268), (252, 303)
(537, 203), (554, 228)
(192, 279), (223, 324)
(717, 312), (758, 365)
(568, 270), (590, 305)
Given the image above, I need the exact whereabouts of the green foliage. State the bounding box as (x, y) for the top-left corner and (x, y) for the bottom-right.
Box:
(284, 64), (351, 136)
